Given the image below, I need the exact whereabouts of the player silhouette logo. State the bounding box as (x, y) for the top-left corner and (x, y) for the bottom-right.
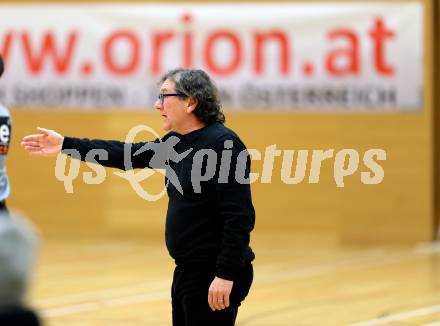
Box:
(132, 135), (192, 194)
(114, 125), (192, 201)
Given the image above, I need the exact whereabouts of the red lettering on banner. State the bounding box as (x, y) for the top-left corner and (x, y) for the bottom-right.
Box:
(81, 62), (93, 77)
(0, 31), (13, 62)
(103, 30), (140, 75)
(204, 30), (241, 76)
(326, 29), (359, 76)
(182, 13), (193, 68)
(4, 14), (402, 81)
(369, 17), (395, 76)
(21, 31), (78, 76)
(302, 61), (314, 77)
(151, 32), (175, 76)
(254, 31), (290, 76)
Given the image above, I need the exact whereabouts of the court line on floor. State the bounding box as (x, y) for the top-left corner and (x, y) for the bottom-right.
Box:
(347, 305), (440, 326)
(35, 280), (170, 306)
(41, 291), (170, 317)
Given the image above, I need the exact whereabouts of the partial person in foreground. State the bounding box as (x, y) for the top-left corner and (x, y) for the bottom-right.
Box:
(0, 213), (40, 325)
(0, 55), (12, 215)
(21, 68), (256, 326)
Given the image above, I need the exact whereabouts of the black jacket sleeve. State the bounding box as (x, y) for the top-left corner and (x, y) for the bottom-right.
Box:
(61, 137), (159, 170)
(214, 135), (255, 281)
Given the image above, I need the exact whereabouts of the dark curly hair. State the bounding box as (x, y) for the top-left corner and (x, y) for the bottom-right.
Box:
(159, 68), (225, 124)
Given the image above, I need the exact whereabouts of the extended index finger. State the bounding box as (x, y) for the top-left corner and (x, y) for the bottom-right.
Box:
(22, 134), (46, 142)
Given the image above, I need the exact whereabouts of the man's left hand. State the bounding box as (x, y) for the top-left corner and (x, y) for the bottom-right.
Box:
(208, 276), (233, 311)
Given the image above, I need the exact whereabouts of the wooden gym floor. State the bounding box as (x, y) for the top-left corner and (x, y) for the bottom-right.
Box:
(28, 231), (440, 326)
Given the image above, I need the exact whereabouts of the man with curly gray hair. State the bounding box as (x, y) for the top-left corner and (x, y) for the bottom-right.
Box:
(155, 68), (255, 325)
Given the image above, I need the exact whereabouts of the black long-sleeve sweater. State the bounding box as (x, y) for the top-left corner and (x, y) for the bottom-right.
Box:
(62, 122), (255, 281)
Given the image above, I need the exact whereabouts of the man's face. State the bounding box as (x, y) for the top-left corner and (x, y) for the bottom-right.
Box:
(154, 79), (188, 133)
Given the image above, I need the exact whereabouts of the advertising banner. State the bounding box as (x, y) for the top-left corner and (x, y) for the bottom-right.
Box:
(0, 3), (423, 111)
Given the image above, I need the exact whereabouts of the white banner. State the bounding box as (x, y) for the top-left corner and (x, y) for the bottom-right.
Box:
(0, 3), (423, 111)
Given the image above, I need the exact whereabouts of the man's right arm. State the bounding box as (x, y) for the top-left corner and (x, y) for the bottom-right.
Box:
(62, 137), (156, 170)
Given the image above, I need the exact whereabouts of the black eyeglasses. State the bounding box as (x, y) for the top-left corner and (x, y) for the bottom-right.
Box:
(158, 93), (184, 105)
